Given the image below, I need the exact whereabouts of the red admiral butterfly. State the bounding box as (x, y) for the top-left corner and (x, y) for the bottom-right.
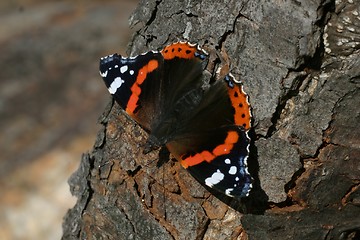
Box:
(99, 42), (252, 198)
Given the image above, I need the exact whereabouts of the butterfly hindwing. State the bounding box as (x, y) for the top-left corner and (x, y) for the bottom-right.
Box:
(166, 74), (252, 198)
(168, 127), (251, 197)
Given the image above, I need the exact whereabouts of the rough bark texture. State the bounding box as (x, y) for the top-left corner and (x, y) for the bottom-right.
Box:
(62, 0), (360, 239)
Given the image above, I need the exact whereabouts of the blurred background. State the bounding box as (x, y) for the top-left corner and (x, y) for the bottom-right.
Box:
(0, 0), (138, 239)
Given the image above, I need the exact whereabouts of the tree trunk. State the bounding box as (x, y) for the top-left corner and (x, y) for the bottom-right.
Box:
(62, 0), (360, 239)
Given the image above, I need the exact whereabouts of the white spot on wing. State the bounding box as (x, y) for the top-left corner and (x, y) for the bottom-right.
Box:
(205, 170), (224, 187)
(129, 70), (134, 75)
(120, 65), (128, 73)
(224, 158), (231, 164)
(225, 188), (234, 196)
(229, 166), (237, 175)
(100, 70), (108, 78)
(108, 77), (124, 94)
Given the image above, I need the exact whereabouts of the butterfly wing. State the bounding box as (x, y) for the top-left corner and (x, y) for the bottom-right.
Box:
(167, 127), (251, 197)
(99, 51), (164, 131)
(165, 74), (252, 198)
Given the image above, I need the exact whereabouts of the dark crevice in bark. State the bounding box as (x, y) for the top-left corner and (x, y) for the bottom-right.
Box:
(145, 0), (162, 27)
(342, 183), (360, 205)
(296, 1), (335, 70)
(285, 108), (335, 206)
(126, 165), (142, 177)
(339, 230), (360, 240)
(216, 8), (248, 50)
(196, 217), (211, 240)
(261, 1), (338, 207)
(257, 1), (339, 209)
(265, 72), (309, 139)
(261, 150), (306, 208)
(316, 0), (336, 25)
(310, 86), (357, 160)
(309, 139), (330, 162)
(98, 161), (114, 180)
(172, 10), (199, 18)
(121, 207), (137, 235)
(323, 227), (332, 240)
(271, 165), (306, 208)
(132, 176), (142, 199)
(265, 0), (336, 140)
(135, 0), (163, 46)
(284, 166), (306, 194)
(270, 196), (297, 209)
(145, 34), (158, 46)
(78, 155), (95, 239)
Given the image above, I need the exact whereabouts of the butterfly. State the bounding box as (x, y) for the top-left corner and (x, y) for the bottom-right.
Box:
(99, 41), (252, 198)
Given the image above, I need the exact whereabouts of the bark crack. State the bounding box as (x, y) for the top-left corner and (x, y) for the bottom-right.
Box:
(82, 155), (95, 213)
(265, 71), (309, 138)
(171, 10), (199, 18)
(341, 183), (360, 206)
(216, 6), (251, 50)
(134, 0), (163, 46)
(120, 207), (137, 234)
(284, 85), (357, 207)
(264, 0), (336, 140)
(145, 0), (162, 27)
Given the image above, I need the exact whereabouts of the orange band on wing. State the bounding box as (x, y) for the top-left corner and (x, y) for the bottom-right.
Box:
(180, 131), (239, 168)
(126, 59), (159, 114)
(228, 85), (251, 130)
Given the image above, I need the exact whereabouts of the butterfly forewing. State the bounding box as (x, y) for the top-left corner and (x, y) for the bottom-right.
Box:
(100, 51), (164, 131)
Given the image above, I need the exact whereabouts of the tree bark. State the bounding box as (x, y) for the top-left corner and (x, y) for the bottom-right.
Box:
(62, 0), (360, 239)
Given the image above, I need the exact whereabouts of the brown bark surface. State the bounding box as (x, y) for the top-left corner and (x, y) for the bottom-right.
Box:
(63, 0), (360, 239)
